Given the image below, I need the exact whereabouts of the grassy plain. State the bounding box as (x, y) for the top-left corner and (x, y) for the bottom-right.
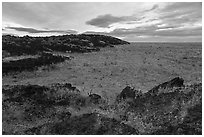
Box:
(2, 42), (202, 134)
(3, 42), (201, 100)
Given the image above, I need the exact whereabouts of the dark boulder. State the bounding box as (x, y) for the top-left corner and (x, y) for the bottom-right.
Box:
(88, 94), (102, 104)
(117, 77), (184, 101)
(117, 86), (135, 101)
(148, 77), (184, 96)
(64, 83), (76, 90)
(116, 86), (143, 102)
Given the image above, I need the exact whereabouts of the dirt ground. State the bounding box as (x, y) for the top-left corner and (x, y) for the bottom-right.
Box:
(3, 42), (202, 102)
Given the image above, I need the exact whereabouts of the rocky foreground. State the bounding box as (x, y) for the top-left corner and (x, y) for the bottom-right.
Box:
(2, 77), (202, 135)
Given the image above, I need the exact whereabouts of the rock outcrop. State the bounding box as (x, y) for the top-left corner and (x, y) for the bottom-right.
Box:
(116, 78), (201, 135)
(88, 93), (102, 104)
(116, 86), (143, 101)
(148, 77), (184, 96)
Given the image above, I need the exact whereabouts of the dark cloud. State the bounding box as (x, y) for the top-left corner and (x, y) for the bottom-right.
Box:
(6, 27), (78, 34)
(86, 14), (138, 28)
(86, 14), (122, 28)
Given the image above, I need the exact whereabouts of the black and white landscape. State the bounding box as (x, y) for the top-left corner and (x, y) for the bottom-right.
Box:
(2, 2), (202, 135)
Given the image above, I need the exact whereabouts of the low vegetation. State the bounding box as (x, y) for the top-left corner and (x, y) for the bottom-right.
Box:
(3, 34), (130, 56)
(2, 34), (130, 76)
(2, 78), (202, 135)
(2, 52), (69, 75)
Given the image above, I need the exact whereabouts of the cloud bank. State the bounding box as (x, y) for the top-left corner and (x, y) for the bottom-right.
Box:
(6, 27), (78, 34)
(2, 2), (202, 42)
(85, 2), (202, 41)
(86, 14), (139, 28)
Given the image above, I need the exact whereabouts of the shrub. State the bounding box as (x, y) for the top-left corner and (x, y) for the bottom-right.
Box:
(3, 53), (68, 74)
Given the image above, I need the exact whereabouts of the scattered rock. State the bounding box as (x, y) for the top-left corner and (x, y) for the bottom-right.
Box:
(51, 83), (79, 92)
(57, 112), (72, 121)
(117, 86), (135, 101)
(88, 94), (102, 104)
(116, 86), (143, 101)
(148, 77), (184, 95)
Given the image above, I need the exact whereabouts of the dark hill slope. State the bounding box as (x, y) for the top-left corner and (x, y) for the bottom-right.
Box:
(2, 34), (129, 56)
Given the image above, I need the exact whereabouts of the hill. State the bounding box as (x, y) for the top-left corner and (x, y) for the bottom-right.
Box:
(2, 34), (129, 57)
(2, 34), (129, 75)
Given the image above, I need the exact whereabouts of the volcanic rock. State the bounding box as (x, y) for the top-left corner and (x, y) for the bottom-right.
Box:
(88, 94), (102, 104)
(148, 77), (184, 95)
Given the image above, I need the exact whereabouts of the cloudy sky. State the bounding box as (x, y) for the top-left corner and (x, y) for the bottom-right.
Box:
(2, 2), (202, 42)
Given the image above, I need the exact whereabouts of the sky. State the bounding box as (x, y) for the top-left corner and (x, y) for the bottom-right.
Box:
(2, 2), (202, 42)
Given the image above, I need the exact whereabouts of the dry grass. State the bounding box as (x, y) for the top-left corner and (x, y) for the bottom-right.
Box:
(3, 43), (201, 98)
(2, 42), (202, 135)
